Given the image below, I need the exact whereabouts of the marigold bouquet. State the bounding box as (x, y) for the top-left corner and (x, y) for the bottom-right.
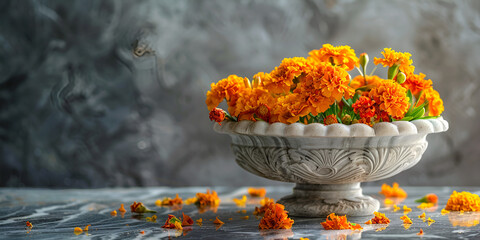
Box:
(206, 44), (444, 126)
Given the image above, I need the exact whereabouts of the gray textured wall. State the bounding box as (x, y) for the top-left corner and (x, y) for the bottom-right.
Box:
(1, 0), (479, 188)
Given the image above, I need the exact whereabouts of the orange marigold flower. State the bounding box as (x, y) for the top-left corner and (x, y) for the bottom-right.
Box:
(195, 189), (221, 208)
(416, 87), (444, 116)
(400, 215), (412, 224)
(234, 88), (275, 121)
(417, 228), (424, 236)
(416, 193), (438, 204)
(373, 48), (415, 75)
(158, 194), (184, 206)
(209, 108), (226, 125)
(352, 96), (376, 119)
(248, 188), (266, 198)
(366, 212), (390, 224)
(259, 202), (294, 229)
(263, 57), (313, 94)
(379, 182), (408, 198)
(402, 72), (433, 95)
(308, 44), (359, 71)
(130, 201), (156, 213)
(182, 212), (194, 226)
(306, 62), (354, 102)
(254, 197), (276, 216)
(206, 74), (246, 111)
(350, 75), (383, 89)
(368, 80), (409, 120)
(445, 191), (480, 212)
(26, 221), (33, 228)
(321, 213), (362, 230)
(323, 114), (338, 125)
(271, 94), (310, 124)
(73, 227), (83, 235)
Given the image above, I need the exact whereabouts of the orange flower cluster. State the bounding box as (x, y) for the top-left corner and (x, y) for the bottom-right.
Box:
(206, 45), (444, 126)
(248, 188), (266, 198)
(379, 182), (408, 198)
(445, 191), (480, 212)
(254, 197), (276, 216)
(258, 202), (294, 229)
(195, 189), (221, 208)
(321, 213), (362, 230)
(130, 202), (156, 213)
(157, 194), (183, 206)
(365, 212), (390, 224)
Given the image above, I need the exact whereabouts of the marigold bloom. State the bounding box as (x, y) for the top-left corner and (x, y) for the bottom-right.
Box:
(263, 57), (313, 94)
(308, 44), (359, 71)
(350, 75), (383, 89)
(368, 80), (409, 120)
(416, 87), (444, 116)
(379, 182), (408, 198)
(352, 96), (376, 119)
(323, 114), (338, 125)
(209, 108), (226, 125)
(445, 191), (480, 211)
(195, 189), (221, 208)
(248, 188), (266, 198)
(402, 73), (433, 95)
(321, 213), (362, 230)
(233, 195), (247, 207)
(206, 74), (246, 111)
(271, 94), (310, 124)
(374, 48), (415, 75)
(365, 212), (390, 224)
(254, 197), (276, 216)
(234, 88), (275, 121)
(259, 202), (294, 229)
(130, 201), (156, 213)
(400, 215), (412, 224)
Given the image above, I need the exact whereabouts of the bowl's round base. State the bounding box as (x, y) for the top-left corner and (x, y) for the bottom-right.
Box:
(277, 183), (379, 217)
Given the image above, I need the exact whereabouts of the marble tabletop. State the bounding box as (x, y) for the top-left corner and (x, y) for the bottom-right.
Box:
(1, 186), (480, 239)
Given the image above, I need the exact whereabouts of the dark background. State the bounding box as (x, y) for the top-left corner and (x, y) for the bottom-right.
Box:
(1, 0), (479, 188)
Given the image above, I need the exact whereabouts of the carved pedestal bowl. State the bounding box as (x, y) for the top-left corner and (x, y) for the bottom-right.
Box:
(214, 118), (449, 217)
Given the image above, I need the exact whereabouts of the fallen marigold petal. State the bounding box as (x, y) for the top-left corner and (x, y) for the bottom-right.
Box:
(26, 221), (33, 228)
(418, 212), (426, 222)
(441, 208), (450, 215)
(83, 224), (91, 231)
(213, 216), (224, 225)
(321, 213), (362, 230)
(367, 212), (390, 224)
(140, 230), (145, 234)
(185, 197), (197, 205)
(445, 191), (480, 212)
(393, 205), (401, 212)
(417, 228), (424, 236)
(233, 195), (247, 207)
(195, 190), (221, 208)
(162, 214), (182, 229)
(248, 188), (266, 198)
(73, 227), (83, 235)
(417, 202), (435, 209)
(196, 218), (203, 226)
(118, 204), (126, 213)
(182, 213), (193, 226)
(403, 205), (412, 214)
(241, 216), (249, 220)
(110, 210), (117, 216)
(400, 215), (412, 224)
(130, 201), (156, 213)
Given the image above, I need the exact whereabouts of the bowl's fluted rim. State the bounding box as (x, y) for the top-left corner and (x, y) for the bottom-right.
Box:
(214, 117), (448, 137)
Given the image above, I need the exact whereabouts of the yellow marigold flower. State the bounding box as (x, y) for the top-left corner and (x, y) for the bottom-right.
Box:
(416, 87), (444, 117)
(308, 43), (359, 71)
(445, 191), (480, 212)
(233, 195), (247, 207)
(368, 80), (409, 120)
(366, 211), (390, 224)
(373, 48), (415, 75)
(263, 57), (313, 95)
(350, 75), (383, 89)
(402, 72), (432, 95)
(195, 189), (221, 208)
(206, 74), (246, 111)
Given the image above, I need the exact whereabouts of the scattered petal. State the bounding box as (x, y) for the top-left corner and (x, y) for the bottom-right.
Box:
(441, 208), (450, 215)
(400, 215), (412, 224)
(110, 210), (117, 216)
(233, 195), (247, 207)
(379, 183), (407, 198)
(321, 213), (361, 230)
(182, 213), (193, 226)
(213, 216), (224, 225)
(417, 228), (424, 235)
(248, 188), (267, 198)
(118, 204), (126, 213)
(241, 216), (250, 220)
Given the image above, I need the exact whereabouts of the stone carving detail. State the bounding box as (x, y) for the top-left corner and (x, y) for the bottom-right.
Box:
(231, 142), (428, 184)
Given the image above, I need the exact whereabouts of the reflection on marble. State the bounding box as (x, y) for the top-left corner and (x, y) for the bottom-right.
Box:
(1, 186), (480, 239)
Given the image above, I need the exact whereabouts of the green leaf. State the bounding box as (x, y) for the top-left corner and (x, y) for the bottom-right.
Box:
(406, 90), (414, 113)
(411, 107), (426, 119)
(418, 116), (438, 120)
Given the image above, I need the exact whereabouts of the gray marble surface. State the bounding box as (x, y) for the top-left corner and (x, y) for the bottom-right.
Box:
(1, 186), (480, 239)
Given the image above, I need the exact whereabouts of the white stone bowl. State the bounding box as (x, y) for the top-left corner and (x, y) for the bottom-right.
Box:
(214, 117), (449, 217)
